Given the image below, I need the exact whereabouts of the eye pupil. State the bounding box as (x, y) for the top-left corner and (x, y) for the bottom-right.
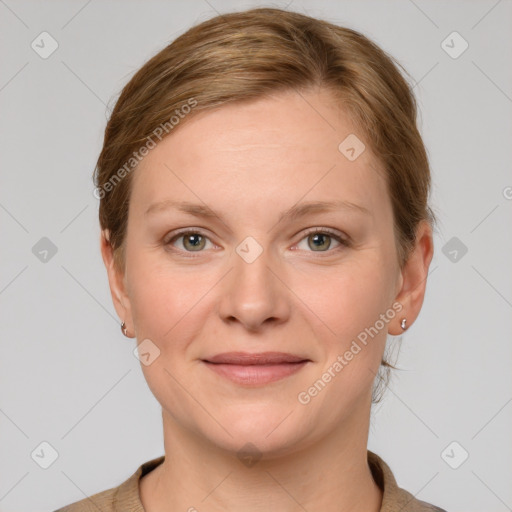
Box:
(170, 230), (342, 255)
(308, 233), (331, 251)
(184, 233), (205, 251)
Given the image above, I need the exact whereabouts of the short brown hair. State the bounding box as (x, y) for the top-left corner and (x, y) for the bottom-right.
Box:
(94, 7), (436, 402)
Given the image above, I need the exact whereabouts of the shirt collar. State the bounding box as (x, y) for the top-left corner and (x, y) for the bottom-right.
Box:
(113, 450), (441, 512)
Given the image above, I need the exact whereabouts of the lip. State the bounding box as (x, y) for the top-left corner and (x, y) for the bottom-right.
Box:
(201, 352), (310, 386)
(203, 351), (309, 365)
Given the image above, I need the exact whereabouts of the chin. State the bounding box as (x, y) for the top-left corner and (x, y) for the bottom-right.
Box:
(203, 410), (308, 459)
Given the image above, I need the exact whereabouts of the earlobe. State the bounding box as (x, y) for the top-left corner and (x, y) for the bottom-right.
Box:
(389, 221), (434, 336)
(100, 230), (134, 334)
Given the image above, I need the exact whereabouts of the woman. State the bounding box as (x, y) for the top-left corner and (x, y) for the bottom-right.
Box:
(56, 7), (445, 512)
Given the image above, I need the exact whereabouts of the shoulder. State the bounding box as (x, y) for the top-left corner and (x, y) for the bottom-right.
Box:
(367, 450), (448, 512)
(53, 485), (119, 512)
(53, 455), (165, 512)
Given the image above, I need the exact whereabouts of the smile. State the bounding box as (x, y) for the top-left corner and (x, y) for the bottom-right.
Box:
(201, 361), (309, 386)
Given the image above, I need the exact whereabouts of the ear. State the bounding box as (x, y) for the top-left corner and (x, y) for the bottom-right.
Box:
(100, 230), (135, 337)
(388, 220), (434, 335)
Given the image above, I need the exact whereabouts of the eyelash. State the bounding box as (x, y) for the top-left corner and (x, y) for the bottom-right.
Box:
(164, 227), (350, 257)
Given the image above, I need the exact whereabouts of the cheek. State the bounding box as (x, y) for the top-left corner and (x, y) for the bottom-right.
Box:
(126, 260), (212, 419)
(290, 254), (395, 392)
(291, 263), (392, 416)
(126, 248), (203, 345)
(130, 272), (202, 341)
(297, 256), (394, 336)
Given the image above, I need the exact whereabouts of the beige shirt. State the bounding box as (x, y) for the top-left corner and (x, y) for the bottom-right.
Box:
(54, 450), (446, 511)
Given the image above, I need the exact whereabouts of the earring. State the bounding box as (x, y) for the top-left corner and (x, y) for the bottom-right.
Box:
(400, 318), (407, 330)
(121, 321), (129, 337)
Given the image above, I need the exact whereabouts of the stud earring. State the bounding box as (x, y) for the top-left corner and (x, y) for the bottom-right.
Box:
(400, 318), (407, 330)
(121, 321), (129, 337)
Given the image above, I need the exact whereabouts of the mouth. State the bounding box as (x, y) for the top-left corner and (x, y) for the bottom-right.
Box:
(201, 352), (311, 386)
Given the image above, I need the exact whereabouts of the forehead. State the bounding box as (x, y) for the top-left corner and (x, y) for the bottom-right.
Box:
(130, 89), (390, 221)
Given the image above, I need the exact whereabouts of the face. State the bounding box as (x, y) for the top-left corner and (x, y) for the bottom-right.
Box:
(102, 88), (432, 458)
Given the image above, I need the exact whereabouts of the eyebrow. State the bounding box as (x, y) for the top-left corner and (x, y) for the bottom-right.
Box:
(145, 199), (370, 224)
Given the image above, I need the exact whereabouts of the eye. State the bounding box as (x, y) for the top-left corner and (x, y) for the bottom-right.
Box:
(165, 227), (349, 256)
(294, 228), (349, 253)
(165, 230), (215, 252)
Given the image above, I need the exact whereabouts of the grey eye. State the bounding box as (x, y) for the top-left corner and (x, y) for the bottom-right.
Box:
(295, 231), (343, 252)
(181, 233), (206, 251)
(307, 233), (333, 251)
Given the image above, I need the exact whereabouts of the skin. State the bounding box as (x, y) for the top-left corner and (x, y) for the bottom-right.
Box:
(101, 87), (433, 512)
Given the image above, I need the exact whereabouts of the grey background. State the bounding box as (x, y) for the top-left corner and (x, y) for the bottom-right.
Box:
(1, 1), (511, 511)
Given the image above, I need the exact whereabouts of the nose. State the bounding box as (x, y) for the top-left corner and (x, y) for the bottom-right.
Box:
(217, 244), (291, 332)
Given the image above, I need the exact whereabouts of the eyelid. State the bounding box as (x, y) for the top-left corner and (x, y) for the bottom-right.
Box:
(164, 227), (212, 244)
(164, 226), (350, 255)
(292, 226), (350, 252)
(164, 228), (217, 252)
(298, 226), (348, 243)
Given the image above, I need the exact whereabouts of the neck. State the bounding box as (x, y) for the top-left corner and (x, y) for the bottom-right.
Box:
(140, 402), (382, 512)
